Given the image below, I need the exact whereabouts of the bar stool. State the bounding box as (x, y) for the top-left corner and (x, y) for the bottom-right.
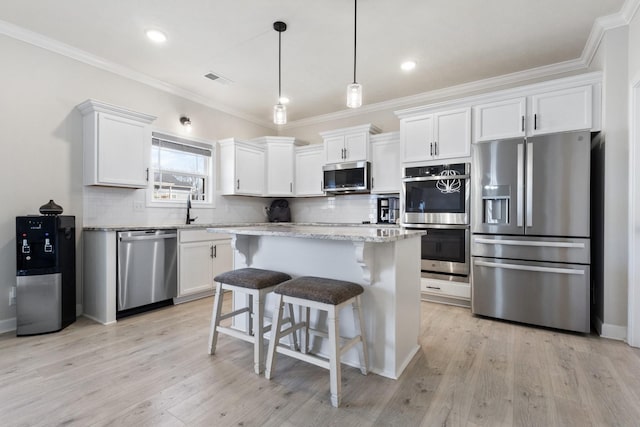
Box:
(208, 267), (295, 375)
(265, 276), (369, 407)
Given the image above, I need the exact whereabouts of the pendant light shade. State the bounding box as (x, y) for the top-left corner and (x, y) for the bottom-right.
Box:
(347, 0), (362, 108)
(273, 21), (287, 125)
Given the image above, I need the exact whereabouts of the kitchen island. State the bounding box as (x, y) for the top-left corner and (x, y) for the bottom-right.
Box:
(206, 224), (424, 379)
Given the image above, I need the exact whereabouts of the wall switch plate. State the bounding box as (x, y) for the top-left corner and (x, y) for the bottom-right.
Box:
(9, 286), (16, 306)
(133, 201), (144, 212)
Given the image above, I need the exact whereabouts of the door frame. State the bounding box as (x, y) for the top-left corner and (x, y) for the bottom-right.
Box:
(628, 78), (640, 348)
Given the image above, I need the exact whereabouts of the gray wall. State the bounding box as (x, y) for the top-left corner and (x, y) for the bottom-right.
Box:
(0, 34), (273, 330)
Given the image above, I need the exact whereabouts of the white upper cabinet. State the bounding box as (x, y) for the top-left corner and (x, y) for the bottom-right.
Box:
(252, 136), (307, 197)
(218, 138), (265, 196)
(473, 84), (593, 141)
(370, 132), (400, 194)
(529, 85), (592, 135)
(295, 144), (325, 197)
(77, 99), (156, 188)
(320, 124), (381, 164)
(400, 107), (471, 163)
(473, 98), (526, 141)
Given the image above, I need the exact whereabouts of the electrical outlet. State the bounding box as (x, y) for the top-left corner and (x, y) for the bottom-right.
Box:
(9, 286), (16, 306)
(133, 201), (144, 212)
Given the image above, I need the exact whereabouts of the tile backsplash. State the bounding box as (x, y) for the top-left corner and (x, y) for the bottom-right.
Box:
(83, 186), (397, 227)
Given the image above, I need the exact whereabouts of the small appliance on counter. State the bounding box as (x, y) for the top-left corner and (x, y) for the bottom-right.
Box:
(267, 199), (291, 222)
(377, 197), (399, 224)
(16, 200), (76, 336)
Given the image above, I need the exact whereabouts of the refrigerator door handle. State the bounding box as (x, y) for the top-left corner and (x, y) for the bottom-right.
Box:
(516, 143), (524, 227)
(526, 142), (533, 227)
(473, 237), (586, 249)
(475, 260), (585, 276)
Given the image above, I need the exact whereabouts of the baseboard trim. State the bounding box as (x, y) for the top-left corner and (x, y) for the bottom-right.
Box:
(0, 317), (17, 334)
(82, 313), (116, 326)
(594, 315), (627, 341)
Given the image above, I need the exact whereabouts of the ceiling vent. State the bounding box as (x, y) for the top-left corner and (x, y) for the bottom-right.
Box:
(204, 71), (233, 85)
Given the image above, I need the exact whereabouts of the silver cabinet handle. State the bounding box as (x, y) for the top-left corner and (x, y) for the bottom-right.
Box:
(371, 177), (374, 189)
(290, 182), (293, 193)
(430, 142), (433, 156)
(237, 179), (240, 190)
(516, 143), (524, 227)
(213, 245), (217, 258)
(475, 260), (584, 275)
(434, 141), (438, 156)
(521, 116), (525, 132)
(534, 113), (538, 130)
(210, 245), (214, 259)
(526, 142), (533, 227)
(146, 168), (149, 181)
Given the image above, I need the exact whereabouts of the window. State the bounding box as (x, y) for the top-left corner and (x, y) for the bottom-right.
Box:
(150, 131), (214, 205)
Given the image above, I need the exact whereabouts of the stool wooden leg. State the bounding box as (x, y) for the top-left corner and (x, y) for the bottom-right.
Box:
(208, 282), (224, 355)
(265, 294), (284, 380)
(301, 306), (310, 354)
(253, 290), (265, 375)
(353, 295), (369, 375)
(287, 303), (299, 351)
(247, 294), (254, 336)
(327, 305), (341, 408)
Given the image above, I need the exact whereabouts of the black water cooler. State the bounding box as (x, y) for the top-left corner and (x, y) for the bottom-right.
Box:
(16, 215), (76, 336)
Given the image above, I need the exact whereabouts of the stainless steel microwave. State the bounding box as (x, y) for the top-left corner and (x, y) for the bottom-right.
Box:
(322, 161), (370, 193)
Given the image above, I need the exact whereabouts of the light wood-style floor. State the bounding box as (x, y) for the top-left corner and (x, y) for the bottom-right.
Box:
(1, 295), (640, 427)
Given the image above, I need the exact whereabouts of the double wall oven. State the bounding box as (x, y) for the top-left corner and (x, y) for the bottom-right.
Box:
(402, 163), (470, 282)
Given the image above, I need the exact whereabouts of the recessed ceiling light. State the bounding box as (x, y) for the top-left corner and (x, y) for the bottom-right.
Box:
(145, 29), (167, 44)
(401, 61), (417, 71)
(279, 96), (290, 105)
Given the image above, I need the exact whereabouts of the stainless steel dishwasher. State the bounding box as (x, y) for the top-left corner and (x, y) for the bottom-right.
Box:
(117, 229), (177, 316)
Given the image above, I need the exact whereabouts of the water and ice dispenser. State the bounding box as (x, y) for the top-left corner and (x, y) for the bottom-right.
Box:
(481, 185), (510, 225)
(16, 215), (76, 335)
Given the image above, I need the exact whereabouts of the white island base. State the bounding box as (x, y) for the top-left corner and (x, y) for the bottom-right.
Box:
(209, 225), (422, 380)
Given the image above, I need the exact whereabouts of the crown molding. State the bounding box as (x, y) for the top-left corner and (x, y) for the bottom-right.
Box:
(284, 58), (587, 129)
(0, 18), (276, 130)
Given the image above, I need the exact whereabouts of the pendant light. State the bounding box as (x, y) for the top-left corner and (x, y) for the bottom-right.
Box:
(273, 21), (287, 125)
(346, 0), (362, 108)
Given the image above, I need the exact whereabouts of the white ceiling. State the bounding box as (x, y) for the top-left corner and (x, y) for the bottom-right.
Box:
(0, 0), (627, 125)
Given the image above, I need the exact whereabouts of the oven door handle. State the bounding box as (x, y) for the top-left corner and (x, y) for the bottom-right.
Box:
(402, 174), (470, 182)
(474, 260), (584, 276)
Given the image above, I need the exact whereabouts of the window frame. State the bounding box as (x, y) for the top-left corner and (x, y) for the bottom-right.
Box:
(147, 130), (216, 208)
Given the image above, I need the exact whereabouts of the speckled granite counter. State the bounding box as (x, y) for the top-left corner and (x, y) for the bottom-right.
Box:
(83, 222), (402, 232)
(206, 224), (422, 243)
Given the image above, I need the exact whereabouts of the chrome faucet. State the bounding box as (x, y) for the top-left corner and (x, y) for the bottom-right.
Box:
(186, 198), (198, 225)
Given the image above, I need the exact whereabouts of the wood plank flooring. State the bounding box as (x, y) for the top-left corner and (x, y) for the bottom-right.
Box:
(1, 295), (639, 426)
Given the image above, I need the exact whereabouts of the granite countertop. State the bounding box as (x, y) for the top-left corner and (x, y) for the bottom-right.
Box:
(205, 223), (425, 243)
(83, 222), (402, 232)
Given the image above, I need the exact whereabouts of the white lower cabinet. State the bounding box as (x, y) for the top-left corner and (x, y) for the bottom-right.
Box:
(420, 277), (470, 307)
(177, 229), (232, 302)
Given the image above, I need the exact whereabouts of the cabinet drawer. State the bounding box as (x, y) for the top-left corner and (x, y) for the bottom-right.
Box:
(179, 229), (231, 243)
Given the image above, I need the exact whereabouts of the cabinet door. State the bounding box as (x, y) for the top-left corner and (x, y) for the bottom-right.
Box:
(266, 143), (294, 196)
(473, 98), (526, 141)
(433, 108), (471, 159)
(324, 136), (345, 164)
(295, 147), (324, 196)
(371, 139), (400, 194)
(179, 241), (214, 296)
(97, 113), (150, 187)
(530, 85), (592, 135)
(212, 240), (233, 278)
(344, 133), (368, 161)
(401, 115), (433, 163)
(236, 145), (265, 195)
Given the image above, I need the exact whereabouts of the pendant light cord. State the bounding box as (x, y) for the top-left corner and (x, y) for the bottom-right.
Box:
(353, 0), (357, 84)
(278, 29), (282, 100)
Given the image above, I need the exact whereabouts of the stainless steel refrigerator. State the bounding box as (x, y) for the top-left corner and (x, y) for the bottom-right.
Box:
(471, 130), (591, 333)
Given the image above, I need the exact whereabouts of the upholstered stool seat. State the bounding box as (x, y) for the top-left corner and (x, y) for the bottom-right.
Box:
(265, 276), (369, 407)
(208, 267), (295, 375)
